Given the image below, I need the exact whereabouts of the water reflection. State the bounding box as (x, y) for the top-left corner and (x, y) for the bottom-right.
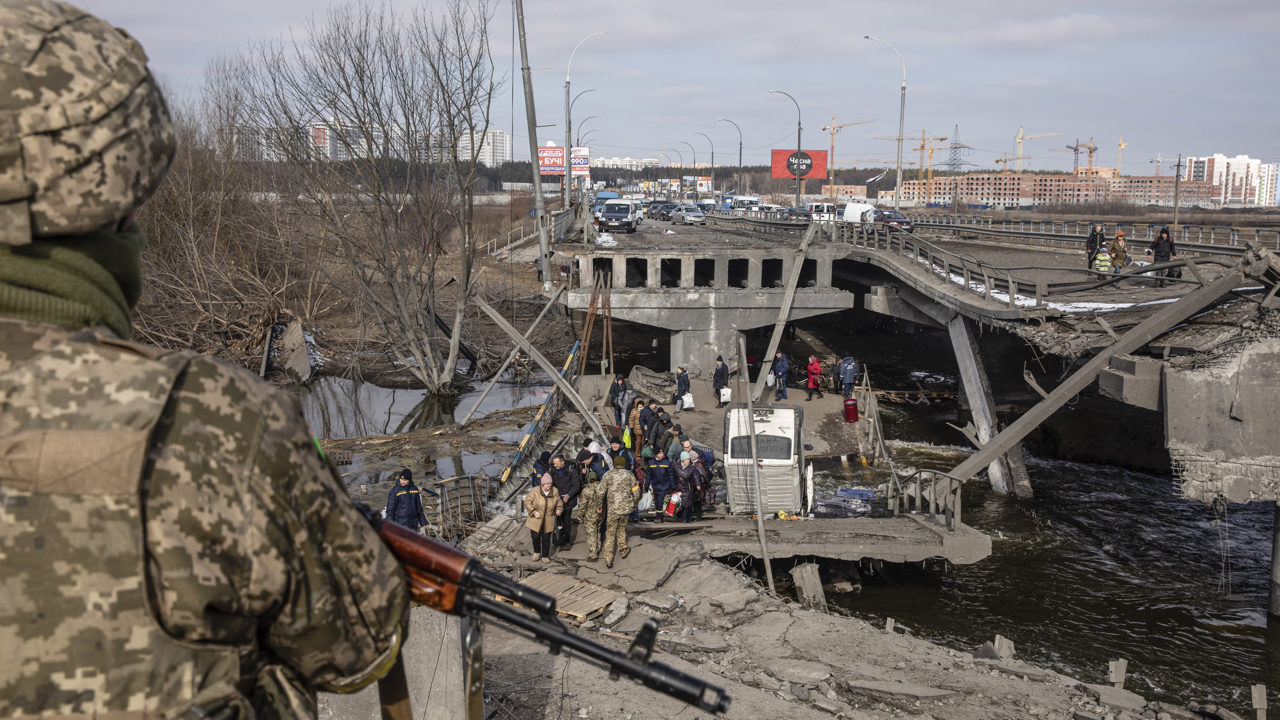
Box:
(298, 371), (552, 440)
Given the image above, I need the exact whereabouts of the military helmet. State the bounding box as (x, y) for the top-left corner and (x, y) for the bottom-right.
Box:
(0, 0), (175, 246)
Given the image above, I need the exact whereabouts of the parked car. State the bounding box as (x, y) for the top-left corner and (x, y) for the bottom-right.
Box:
(782, 207), (812, 221)
(873, 209), (915, 233)
(670, 205), (707, 225)
(656, 202), (680, 220)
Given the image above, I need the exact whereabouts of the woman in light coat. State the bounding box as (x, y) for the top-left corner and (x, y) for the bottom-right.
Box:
(524, 474), (563, 562)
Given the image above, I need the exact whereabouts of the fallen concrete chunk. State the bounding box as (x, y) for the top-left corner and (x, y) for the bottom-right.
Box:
(790, 563), (828, 613)
(658, 630), (729, 653)
(1146, 702), (1202, 720)
(843, 679), (958, 700)
(974, 659), (1048, 681)
(1072, 711), (1102, 720)
(812, 695), (848, 715)
(633, 592), (679, 612)
(601, 597), (629, 627)
(710, 588), (757, 615)
(1081, 683), (1148, 714)
(1186, 703), (1246, 720)
(762, 658), (831, 685)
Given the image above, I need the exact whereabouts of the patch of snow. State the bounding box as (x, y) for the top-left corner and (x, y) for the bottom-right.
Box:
(594, 233), (617, 247)
(303, 331), (326, 369)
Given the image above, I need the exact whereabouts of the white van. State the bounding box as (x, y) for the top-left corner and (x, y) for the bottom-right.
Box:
(805, 202), (838, 220)
(842, 202), (877, 224)
(722, 403), (810, 516)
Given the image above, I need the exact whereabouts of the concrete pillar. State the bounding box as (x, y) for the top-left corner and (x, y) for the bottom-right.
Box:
(679, 256), (695, 288)
(670, 326), (743, 378)
(610, 256), (622, 286)
(646, 257), (660, 288)
(817, 258), (833, 288)
(747, 257), (762, 289)
(947, 315), (1030, 497)
(714, 258), (728, 288)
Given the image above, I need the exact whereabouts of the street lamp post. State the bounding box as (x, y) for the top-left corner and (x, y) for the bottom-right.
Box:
(575, 114), (600, 146)
(769, 90), (802, 209)
(719, 118), (743, 195)
(565, 32), (605, 209)
(695, 131), (714, 204)
(680, 140), (697, 202)
(865, 35), (906, 211)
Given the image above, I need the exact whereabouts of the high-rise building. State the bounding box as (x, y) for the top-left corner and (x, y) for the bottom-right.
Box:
(456, 128), (511, 167)
(1184, 154), (1268, 205)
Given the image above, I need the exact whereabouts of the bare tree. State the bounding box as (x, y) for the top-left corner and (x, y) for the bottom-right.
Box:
(135, 60), (331, 365)
(238, 0), (499, 395)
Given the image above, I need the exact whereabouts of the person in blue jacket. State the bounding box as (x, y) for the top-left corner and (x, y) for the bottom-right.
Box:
(771, 351), (790, 401)
(674, 366), (691, 413)
(386, 468), (430, 532)
(646, 448), (675, 517)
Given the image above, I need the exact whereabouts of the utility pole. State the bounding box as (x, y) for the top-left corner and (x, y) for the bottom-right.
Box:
(1172, 153), (1184, 230)
(514, 0), (551, 291)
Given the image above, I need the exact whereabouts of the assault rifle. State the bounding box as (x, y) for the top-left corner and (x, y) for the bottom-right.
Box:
(358, 505), (731, 715)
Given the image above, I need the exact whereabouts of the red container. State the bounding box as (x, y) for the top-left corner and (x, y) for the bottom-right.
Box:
(843, 398), (859, 423)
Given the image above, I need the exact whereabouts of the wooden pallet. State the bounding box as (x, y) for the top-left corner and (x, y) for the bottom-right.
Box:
(497, 570), (621, 623)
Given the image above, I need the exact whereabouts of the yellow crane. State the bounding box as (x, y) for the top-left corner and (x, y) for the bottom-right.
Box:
(994, 153), (1033, 174)
(1064, 137), (1099, 174)
(820, 116), (872, 200)
(1014, 126), (1059, 172)
(1116, 136), (1128, 176)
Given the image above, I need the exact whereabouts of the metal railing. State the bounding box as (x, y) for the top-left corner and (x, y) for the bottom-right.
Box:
(496, 339), (581, 488)
(889, 468), (964, 531)
(485, 208), (575, 256)
(911, 213), (1276, 255)
(854, 367), (963, 531)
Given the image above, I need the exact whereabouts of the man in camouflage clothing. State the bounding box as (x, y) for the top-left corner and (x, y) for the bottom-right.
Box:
(600, 468), (639, 568)
(577, 461), (606, 561)
(0, 2), (408, 718)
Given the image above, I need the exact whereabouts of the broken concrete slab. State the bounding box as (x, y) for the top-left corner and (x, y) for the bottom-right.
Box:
(657, 629), (730, 653)
(1080, 683), (1148, 714)
(843, 679), (959, 700)
(973, 659), (1049, 681)
(762, 658), (831, 685)
(660, 559), (755, 616)
(790, 562), (828, 613)
(811, 695), (850, 715)
(731, 612), (797, 661)
(601, 597), (629, 626)
(633, 591), (680, 612)
(709, 587), (757, 615)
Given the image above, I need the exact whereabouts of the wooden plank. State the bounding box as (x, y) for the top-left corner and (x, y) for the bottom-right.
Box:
(493, 571), (620, 623)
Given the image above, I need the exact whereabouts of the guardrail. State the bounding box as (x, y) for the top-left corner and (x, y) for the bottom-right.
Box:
(890, 468), (964, 531)
(485, 208), (575, 256)
(911, 213), (1276, 255)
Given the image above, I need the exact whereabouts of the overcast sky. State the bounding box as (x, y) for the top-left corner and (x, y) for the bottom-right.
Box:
(80, 0), (1280, 175)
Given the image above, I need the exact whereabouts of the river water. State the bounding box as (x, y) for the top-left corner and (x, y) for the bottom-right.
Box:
(802, 317), (1277, 712)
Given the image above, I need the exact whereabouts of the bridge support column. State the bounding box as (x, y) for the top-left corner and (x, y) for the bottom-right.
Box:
(948, 315), (1032, 498)
(671, 326), (743, 380)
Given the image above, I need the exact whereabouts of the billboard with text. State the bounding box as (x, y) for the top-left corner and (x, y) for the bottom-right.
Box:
(770, 149), (827, 180)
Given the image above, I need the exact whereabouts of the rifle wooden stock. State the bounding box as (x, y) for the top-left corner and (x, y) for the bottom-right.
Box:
(357, 505), (730, 714)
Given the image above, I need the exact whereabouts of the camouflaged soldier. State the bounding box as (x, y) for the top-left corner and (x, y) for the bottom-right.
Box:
(577, 466), (606, 561)
(0, 2), (409, 718)
(600, 468), (639, 568)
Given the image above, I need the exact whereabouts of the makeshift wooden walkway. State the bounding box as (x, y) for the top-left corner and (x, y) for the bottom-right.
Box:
(495, 570), (622, 623)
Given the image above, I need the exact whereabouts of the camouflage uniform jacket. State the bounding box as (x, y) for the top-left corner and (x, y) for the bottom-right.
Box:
(0, 320), (409, 718)
(602, 468), (639, 518)
(577, 473), (605, 524)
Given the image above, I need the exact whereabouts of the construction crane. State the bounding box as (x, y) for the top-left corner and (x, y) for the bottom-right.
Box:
(1063, 137), (1098, 174)
(1014, 126), (1059, 172)
(994, 153), (1033, 174)
(1150, 152), (1166, 177)
(1116, 136), (1128, 176)
(820, 116), (872, 200)
(909, 132), (949, 205)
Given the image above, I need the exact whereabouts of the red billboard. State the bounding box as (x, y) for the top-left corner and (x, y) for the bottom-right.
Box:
(770, 149), (828, 180)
